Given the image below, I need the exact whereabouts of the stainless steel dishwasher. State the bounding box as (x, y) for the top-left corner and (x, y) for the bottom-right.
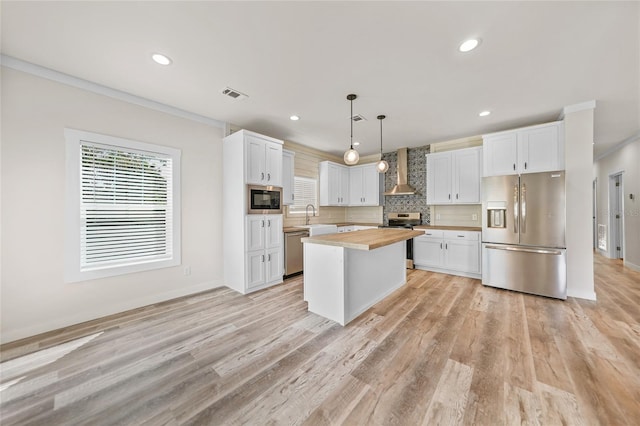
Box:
(285, 230), (308, 277)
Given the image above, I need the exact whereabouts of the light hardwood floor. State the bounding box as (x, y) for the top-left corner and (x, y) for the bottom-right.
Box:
(1, 254), (639, 425)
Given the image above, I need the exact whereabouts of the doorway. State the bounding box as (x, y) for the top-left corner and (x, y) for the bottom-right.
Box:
(593, 179), (597, 249)
(609, 172), (624, 259)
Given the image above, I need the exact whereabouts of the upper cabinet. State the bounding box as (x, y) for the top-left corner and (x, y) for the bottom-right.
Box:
(349, 163), (383, 206)
(426, 146), (482, 205)
(245, 133), (283, 186)
(319, 161), (350, 206)
(282, 150), (295, 205)
(482, 121), (564, 177)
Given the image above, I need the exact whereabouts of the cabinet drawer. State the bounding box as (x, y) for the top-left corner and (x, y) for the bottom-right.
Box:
(443, 231), (480, 241)
(419, 230), (444, 239)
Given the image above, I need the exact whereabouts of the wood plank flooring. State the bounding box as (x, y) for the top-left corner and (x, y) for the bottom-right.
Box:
(1, 254), (639, 425)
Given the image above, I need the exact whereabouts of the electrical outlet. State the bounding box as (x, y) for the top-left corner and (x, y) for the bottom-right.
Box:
(184, 266), (191, 276)
(472, 214), (478, 221)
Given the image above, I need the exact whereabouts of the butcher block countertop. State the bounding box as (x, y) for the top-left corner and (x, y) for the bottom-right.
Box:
(302, 228), (423, 251)
(283, 223), (380, 233)
(414, 225), (482, 232)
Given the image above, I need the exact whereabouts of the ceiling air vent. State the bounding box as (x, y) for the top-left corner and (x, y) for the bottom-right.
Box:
(351, 114), (366, 122)
(221, 87), (248, 100)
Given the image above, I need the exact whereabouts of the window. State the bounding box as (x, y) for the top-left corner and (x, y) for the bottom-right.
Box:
(65, 129), (181, 282)
(288, 176), (318, 214)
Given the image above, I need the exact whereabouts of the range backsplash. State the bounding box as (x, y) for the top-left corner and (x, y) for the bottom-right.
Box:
(382, 145), (431, 225)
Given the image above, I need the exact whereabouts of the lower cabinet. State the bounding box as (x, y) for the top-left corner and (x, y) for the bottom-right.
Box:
(246, 246), (283, 290)
(244, 214), (283, 292)
(413, 230), (481, 278)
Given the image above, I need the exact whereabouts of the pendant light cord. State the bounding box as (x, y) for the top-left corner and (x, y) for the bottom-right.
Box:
(350, 96), (354, 150)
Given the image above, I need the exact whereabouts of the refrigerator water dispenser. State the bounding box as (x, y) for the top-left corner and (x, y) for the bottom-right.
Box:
(486, 201), (507, 228)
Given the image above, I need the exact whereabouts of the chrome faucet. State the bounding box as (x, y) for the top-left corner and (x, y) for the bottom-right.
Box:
(305, 204), (316, 225)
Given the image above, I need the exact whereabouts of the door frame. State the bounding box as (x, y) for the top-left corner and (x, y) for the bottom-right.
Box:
(608, 171), (625, 259)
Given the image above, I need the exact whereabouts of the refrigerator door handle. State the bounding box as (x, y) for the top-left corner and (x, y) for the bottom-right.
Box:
(485, 245), (563, 255)
(521, 183), (527, 234)
(513, 183), (519, 234)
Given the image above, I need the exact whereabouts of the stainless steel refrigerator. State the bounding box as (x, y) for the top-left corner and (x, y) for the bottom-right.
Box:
(482, 171), (567, 299)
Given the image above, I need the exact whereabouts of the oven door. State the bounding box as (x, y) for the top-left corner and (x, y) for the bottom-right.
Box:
(248, 185), (282, 214)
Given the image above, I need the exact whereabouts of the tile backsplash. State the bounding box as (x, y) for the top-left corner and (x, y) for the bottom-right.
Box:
(382, 145), (431, 225)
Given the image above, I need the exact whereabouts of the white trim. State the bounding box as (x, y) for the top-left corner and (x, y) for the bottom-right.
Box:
(594, 131), (640, 161)
(1, 54), (224, 129)
(624, 261), (640, 272)
(64, 128), (182, 282)
(567, 288), (597, 301)
(0, 280), (224, 344)
(560, 100), (597, 119)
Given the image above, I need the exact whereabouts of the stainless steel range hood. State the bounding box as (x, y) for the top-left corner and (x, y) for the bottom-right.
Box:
(384, 147), (416, 195)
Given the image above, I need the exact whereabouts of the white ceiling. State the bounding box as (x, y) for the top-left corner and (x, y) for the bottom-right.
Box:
(2, 1), (639, 158)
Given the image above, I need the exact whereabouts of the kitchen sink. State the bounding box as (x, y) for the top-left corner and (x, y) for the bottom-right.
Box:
(295, 224), (338, 236)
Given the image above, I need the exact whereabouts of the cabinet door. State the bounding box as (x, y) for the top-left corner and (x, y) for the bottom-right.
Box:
(349, 166), (364, 205)
(483, 133), (518, 177)
(265, 142), (283, 186)
(427, 152), (453, 204)
(265, 214), (283, 248)
(246, 216), (266, 251)
(246, 136), (266, 184)
(246, 251), (266, 289)
(328, 163), (342, 205)
(265, 246), (283, 283)
(413, 237), (444, 267)
(444, 239), (480, 273)
(339, 166), (350, 206)
(518, 124), (561, 173)
(454, 147), (481, 203)
(281, 150), (295, 205)
(361, 164), (381, 205)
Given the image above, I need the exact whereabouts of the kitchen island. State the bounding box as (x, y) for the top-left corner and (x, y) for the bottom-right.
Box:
(301, 228), (423, 325)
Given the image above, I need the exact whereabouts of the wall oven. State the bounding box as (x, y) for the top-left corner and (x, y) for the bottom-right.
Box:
(247, 185), (283, 214)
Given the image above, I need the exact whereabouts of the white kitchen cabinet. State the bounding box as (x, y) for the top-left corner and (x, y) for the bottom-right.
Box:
(282, 150), (295, 205)
(413, 230), (481, 278)
(319, 161), (350, 206)
(426, 146), (482, 205)
(349, 163), (383, 206)
(483, 121), (564, 177)
(245, 133), (283, 186)
(222, 129), (284, 295)
(245, 214), (283, 290)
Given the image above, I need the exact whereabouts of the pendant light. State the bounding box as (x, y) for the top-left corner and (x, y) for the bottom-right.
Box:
(375, 115), (389, 173)
(343, 94), (360, 165)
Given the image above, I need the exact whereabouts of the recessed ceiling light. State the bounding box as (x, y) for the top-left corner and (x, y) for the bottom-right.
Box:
(353, 142), (360, 147)
(459, 39), (480, 52)
(151, 53), (172, 65)
(290, 115), (300, 121)
(479, 110), (491, 117)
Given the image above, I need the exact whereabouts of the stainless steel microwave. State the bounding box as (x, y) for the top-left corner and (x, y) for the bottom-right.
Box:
(247, 185), (283, 214)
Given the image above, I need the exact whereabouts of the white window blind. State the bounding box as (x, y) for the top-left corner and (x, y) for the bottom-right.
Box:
(289, 177), (318, 214)
(65, 129), (181, 282)
(80, 143), (173, 269)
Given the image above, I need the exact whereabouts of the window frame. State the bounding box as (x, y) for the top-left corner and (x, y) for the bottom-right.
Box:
(64, 128), (181, 283)
(288, 176), (319, 215)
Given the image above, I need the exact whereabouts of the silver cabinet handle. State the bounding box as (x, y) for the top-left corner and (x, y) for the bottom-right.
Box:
(521, 183), (527, 234)
(268, 254), (271, 261)
(292, 194), (295, 201)
(445, 243), (448, 249)
(261, 220), (265, 227)
(513, 163), (516, 170)
(261, 172), (265, 180)
(457, 235), (465, 238)
(267, 173), (271, 181)
(440, 242), (442, 249)
(524, 162), (527, 170)
(268, 219), (271, 227)
(513, 183), (519, 234)
(485, 245), (562, 255)
(261, 255), (265, 262)
(448, 194), (451, 200)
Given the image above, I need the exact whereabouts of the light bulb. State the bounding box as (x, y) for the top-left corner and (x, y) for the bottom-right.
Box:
(344, 148), (360, 165)
(376, 160), (389, 173)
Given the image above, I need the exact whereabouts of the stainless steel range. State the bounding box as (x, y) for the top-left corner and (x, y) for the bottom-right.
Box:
(379, 212), (421, 268)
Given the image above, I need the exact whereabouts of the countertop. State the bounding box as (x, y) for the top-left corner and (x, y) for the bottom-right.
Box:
(283, 223), (381, 233)
(414, 225), (482, 232)
(301, 228), (423, 251)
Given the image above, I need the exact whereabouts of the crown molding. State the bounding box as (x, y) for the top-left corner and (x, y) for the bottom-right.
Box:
(558, 100), (596, 120)
(0, 54), (225, 129)
(594, 131), (640, 161)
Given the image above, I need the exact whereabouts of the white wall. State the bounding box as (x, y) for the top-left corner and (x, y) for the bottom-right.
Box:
(1, 67), (224, 343)
(564, 106), (596, 300)
(594, 138), (640, 270)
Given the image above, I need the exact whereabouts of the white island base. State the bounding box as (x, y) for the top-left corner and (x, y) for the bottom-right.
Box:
(303, 241), (406, 326)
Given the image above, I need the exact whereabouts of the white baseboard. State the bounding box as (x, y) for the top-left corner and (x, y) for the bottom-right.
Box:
(567, 288), (597, 301)
(1, 280), (225, 344)
(624, 261), (640, 272)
